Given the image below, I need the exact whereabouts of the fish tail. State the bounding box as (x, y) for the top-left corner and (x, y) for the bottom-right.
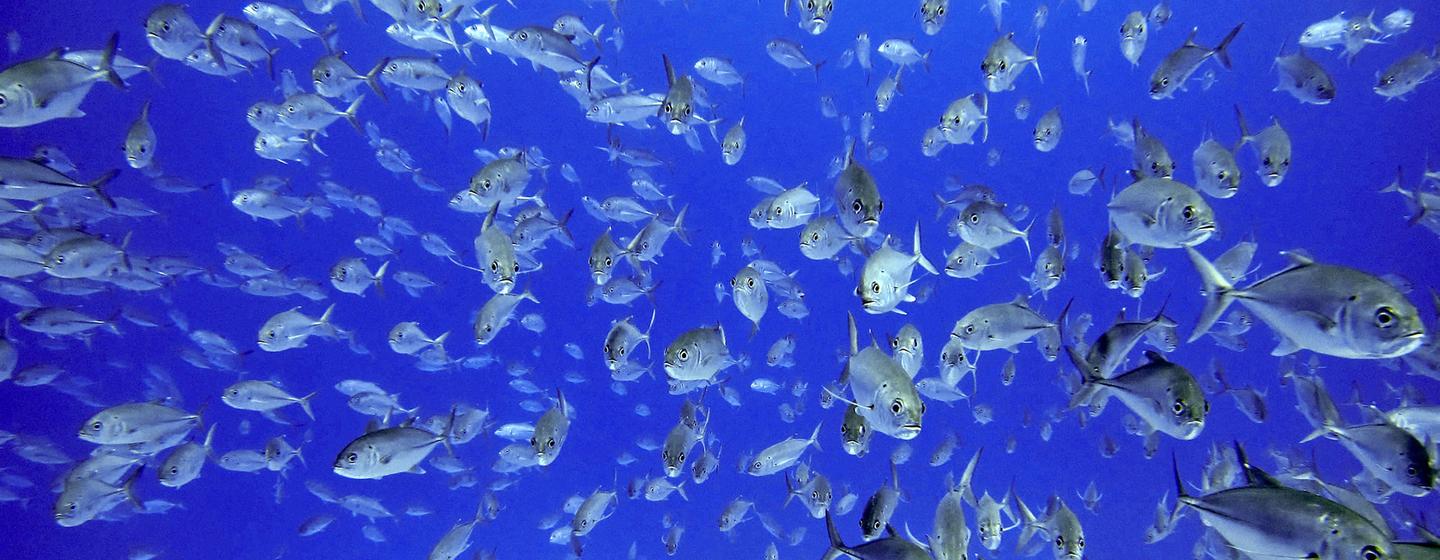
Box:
(1030, 36), (1043, 83)
(142, 55), (163, 87)
(364, 58), (390, 102)
(1296, 374), (1344, 443)
(782, 471), (796, 508)
(122, 465), (144, 508)
(824, 511), (847, 556)
(912, 222), (937, 275)
(808, 422), (823, 452)
(671, 204), (691, 246)
(87, 169), (120, 209)
(979, 92), (991, 143)
(373, 260), (390, 298)
(1184, 247), (1235, 344)
(201, 423), (218, 455)
(98, 32), (125, 90)
(319, 23), (340, 55)
(1379, 165), (1404, 194)
(958, 448), (981, 506)
(1214, 23), (1244, 70)
(1013, 489), (1039, 553)
(812, 59), (826, 85)
(347, 0), (365, 21)
(1169, 452), (1190, 518)
(342, 95), (365, 134)
(297, 392), (317, 421)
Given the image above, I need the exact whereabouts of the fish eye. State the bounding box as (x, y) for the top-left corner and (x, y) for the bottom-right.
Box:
(604, 257), (613, 267)
(1182, 206), (1195, 220)
(286, 105), (296, 113)
(852, 200), (862, 213)
(519, 31), (528, 40)
(1056, 536), (1064, 547)
(169, 466), (179, 475)
(871, 281), (880, 293)
(1262, 156), (1271, 166)
(937, 5), (944, 14)
(678, 349), (688, 360)
(662, 102), (672, 113)
(872, 520), (882, 530)
(678, 452), (685, 461)
(1375, 307), (1396, 327)
(753, 460), (762, 470)
(811, 232), (820, 241)
(1078, 537), (1085, 548)
(490, 260), (498, 272)
(1172, 400), (1185, 414)
(965, 325), (975, 335)
(513, 262), (519, 272)
(969, 213), (980, 224)
(162, 22), (171, 32)
(1407, 466), (1417, 476)
(890, 399), (902, 414)
(547, 437), (556, 448)
(1362, 546), (1382, 560)
(346, 452), (358, 463)
(388, 63), (398, 71)
(91, 421), (102, 431)
(1160, 77), (1169, 86)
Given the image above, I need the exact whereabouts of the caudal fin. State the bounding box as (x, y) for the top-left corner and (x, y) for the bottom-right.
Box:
(1184, 247), (1236, 343)
(1214, 23), (1244, 70)
(913, 222), (937, 275)
(87, 169), (120, 209)
(297, 392), (316, 421)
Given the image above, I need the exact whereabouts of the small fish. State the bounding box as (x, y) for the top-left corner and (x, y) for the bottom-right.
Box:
(918, 0), (950, 36)
(1071, 36), (1091, 94)
(1234, 105), (1292, 187)
(1149, 24), (1243, 99)
(1273, 45), (1336, 105)
(123, 101), (156, 169)
(1032, 107), (1062, 152)
(1374, 46), (1438, 100)
(1120, 11), (1149, 67)
(721, 117), (747, 165)
(981, 33), (1041, 93)
(745, 423), (822, 476)
(1107, 177), (1216, 248)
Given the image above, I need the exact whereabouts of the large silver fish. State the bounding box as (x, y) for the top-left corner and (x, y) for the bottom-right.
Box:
(1188, 248), (1426, 359)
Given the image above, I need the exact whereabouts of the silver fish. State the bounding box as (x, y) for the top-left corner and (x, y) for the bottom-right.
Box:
(1149, 24), (1243, 99)
(1188, 248), (1425, 359)
(1107, 177), (1216, 248)
(1234, 105), (1292, 187)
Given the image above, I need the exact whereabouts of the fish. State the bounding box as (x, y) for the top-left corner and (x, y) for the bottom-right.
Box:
(1191, 137), (1242, 198)
(1273, 44), (1336, 105)
(1015, 495), (1085, 560)
(731, 266), (769, 336)
(721, 117), (747, 165)
(1071, 36), (1090, 94)
(937, 93), (988, 145)
(1068, 350), (1208, 440)
(766, 39), (823, 80)
(1107, 177), (1216, 248)
(794, 0), (835, 35)
(222, 380), (316, 420)
(1032, 107), (1061, 152)
(1234, 105), (1292, 187)
(1374, 45), (1439, 100)
(123, 101), (156, 169)
(918, 0), (950, 36)
(1171, 442), (1397, 560)
(952, 295), (1057, 354)
(1188, 248), (1425, 358)
(1295, 374), (1435, 496)
(474, 289), (539, 346)
(530, 390), (571, 467)
(834, 144), (884, 239)
(0, 32), (124, 128)
(981, 33), (1041, 93)
(858, 223), (938, 315)
(1149, 24), (1243, 99)
(859, 461), (903, 540)
(333, 420), (452, 479)
(663, 324), (735, 383)
(839, 313), (926, 440)
(1120, 11), (1149, 67)
(745, 423), (821, 476)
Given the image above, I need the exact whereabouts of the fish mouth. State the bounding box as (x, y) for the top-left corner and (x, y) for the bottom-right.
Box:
(860, 218), (879, 226)
(1402, 330), (1427, 339)
(1194, 222), (1217, 232)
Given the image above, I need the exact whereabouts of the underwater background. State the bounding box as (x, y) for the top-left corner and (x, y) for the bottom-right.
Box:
(3, 0), (1440, 559)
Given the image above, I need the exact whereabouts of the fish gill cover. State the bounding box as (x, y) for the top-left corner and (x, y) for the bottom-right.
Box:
(1, 0), (1439, 559)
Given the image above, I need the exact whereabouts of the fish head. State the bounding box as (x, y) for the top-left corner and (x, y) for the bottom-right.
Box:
(920, 0), (949, 35)
(1165, 392), (1208, 440)
(78, 411), (120, 442)
(1053, 531), (1085, 559)
(798, 0), (834, 35)
(1344, 289), (1427, 358)
(663, 337), (699, 379)
(875, 381), (925, 439)
(841, 405), (871, 455)
(333, 441), (379, 477)
(1257, 153), (1291, 187)
(1149, 72), (1177, 99)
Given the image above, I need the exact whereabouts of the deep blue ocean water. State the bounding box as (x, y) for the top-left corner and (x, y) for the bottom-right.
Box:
(3, 1), (1440, 558)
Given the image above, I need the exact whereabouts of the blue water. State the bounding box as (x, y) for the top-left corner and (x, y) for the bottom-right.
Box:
(4, 1), (1440, 558)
